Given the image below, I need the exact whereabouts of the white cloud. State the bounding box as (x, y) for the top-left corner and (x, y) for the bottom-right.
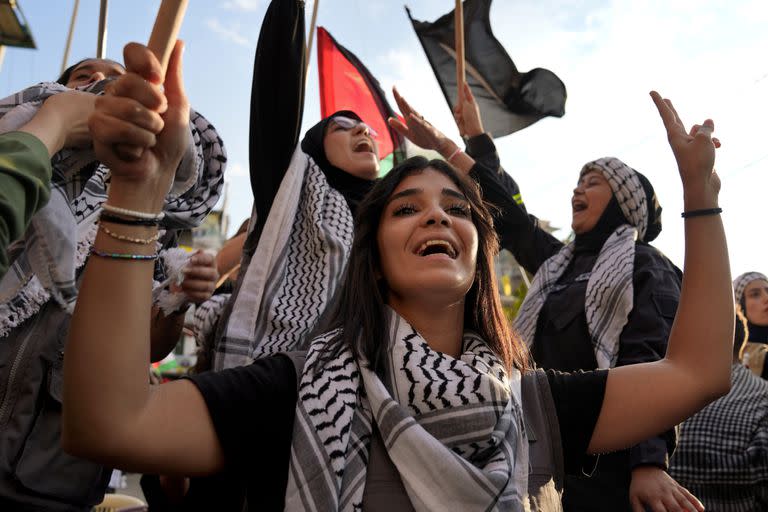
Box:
(375, 0), (768, 274)
(222, 0), (260, 11)
(206, 18), (254, 48)
(227, 161), (249, 178)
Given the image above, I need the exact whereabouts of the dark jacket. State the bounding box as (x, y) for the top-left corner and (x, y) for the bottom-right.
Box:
(466, 133), (680, 512)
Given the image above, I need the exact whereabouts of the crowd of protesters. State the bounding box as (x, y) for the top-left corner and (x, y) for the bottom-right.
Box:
(0, 1), (764, 512)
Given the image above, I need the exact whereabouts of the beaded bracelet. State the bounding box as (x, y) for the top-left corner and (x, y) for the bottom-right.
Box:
(447, 147), (463, 163)
(99, 224), (160, 245)
(102, 203), (165, 221)
(681, 207), (722, 219)
(90, 248), (158, 261)
(100, 213), (161, 227)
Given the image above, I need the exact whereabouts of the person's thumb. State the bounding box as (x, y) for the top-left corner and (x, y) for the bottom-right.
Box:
(164, 40), (187, 106)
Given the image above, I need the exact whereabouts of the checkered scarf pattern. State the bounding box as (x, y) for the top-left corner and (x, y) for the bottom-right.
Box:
(285, 308), (528, 511)
(670, 363), (768, 511)
(212, 148), (354, 369)
(733, 272), (767, 306)
(514, 157), (647, 369)
(0, 81), (225, 337)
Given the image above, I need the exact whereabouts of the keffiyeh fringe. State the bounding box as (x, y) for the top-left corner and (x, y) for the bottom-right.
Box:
(0, 81), (226, 337)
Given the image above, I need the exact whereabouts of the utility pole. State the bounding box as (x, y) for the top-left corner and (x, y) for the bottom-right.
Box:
(61, 0), (80, 73)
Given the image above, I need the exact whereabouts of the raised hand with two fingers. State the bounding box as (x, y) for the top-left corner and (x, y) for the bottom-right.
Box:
(387, 86), (449, 152)
(649, 91), (720, 210)
(387, 87), (477, 173)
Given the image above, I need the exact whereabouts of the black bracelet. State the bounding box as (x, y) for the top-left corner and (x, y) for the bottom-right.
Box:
(100, 212), (161, 226)
(681, 207), (722, 218)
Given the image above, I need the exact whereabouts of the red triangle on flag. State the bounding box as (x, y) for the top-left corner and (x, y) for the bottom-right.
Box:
(317, 27), (402, 161)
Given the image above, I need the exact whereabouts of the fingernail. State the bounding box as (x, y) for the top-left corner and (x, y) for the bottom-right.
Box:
(148, 70), (163, 84)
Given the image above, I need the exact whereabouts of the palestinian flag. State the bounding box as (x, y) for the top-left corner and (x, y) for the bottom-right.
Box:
(407, 0), (567, 138)
(317, 27), (405, 173)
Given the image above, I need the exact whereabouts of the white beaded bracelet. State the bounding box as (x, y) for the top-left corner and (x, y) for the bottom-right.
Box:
(102, 203), (165, 221)
(447, 147), (463, 163)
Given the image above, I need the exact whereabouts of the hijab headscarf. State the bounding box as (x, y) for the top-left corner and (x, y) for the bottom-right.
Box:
(213, 111), (376, 369)
(734, 272), (768, 308)
(574, 168), (661, 252)
(515, 157), (661, 368)
(733, 271), (768, 343)
(301, 110), (376, 210)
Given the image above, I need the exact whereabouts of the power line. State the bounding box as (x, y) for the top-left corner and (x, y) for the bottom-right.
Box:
(729, 152), (768, 177)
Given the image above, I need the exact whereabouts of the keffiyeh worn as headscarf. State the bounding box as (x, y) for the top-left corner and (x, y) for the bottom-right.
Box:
(515, 157), (659, 369)
(285, 308), (528, 511)
(0, 81), (226, 337)
(733, 272), (768, 307)
(213, 111), (374, 369)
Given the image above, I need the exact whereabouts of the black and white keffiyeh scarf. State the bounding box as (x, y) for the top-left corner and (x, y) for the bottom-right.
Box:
(0, 81), (226, 336)
(514, 157), (649, 369)
(286, 308), (528, 511)
(733, 271), (767, 306)
(212, 147), (354, 369)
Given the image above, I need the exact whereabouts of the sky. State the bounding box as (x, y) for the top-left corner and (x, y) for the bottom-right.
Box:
(2, 0), (766, 277)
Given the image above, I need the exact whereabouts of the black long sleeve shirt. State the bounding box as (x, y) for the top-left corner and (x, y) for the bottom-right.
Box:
(465, 134), (680, 509)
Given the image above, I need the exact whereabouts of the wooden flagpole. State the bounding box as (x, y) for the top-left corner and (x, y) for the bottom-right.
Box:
(148, 0), (189, 77)
(455, 0), (465, 103)
(61, 0), (80, 74)
(305, 0), (319, 83)
(115, 0), (188, 161)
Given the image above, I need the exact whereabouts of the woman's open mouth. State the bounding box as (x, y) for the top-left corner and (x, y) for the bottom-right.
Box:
(415, 239), (457, 259)
(353, 140), (374, 154)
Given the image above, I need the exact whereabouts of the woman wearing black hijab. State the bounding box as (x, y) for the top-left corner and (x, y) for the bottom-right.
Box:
(388, 88), (702, 512)
(495, 158), (685, 512)
(208, 109), (380, 370)
(200, 0), (382, 370)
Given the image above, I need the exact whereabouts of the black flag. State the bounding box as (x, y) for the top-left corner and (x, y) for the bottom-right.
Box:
(249, 0), (306, 235)
(407, 0), (566, 138)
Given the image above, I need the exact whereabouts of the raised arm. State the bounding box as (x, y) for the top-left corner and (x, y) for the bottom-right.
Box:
(588, 92), (733, 454)
(387, 87), (562, 272)
(63, 42), (224, 475)
(249, 0), (306, 236)
(0, 92), (98, 277)
(453, 82), (503, 174)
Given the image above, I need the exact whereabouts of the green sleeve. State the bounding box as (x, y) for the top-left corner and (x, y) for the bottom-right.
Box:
(0, 131), (52, 277)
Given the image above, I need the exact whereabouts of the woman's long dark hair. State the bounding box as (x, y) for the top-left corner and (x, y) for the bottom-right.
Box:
(316, 157), (529, 374)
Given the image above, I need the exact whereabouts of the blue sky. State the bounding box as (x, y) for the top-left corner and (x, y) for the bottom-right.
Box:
(3, 0), (766, 276)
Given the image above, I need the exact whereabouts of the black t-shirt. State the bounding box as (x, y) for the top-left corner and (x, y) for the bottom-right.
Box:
(188, 354), (607, 511)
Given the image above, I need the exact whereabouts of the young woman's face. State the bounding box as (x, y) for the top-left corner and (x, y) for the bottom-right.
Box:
(66, 59), (125, 88)
(376, 169), (478, 306)
(323, 118), (380, 180)
(744, 278), (768, 326)
(571, 169), (614, 234)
